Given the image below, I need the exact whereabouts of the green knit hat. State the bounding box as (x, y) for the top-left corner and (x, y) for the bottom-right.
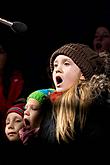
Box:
(27, 88), (55, 104)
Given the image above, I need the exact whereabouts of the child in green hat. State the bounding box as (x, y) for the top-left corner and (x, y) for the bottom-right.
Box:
(19, 88), (54, 145)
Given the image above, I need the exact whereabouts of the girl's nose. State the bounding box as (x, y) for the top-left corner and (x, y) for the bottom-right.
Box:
(55, 65), (62, 73)
(97, 35), (103, 41)
(8, 122), (14, 129)
(24, 110), (30, 116)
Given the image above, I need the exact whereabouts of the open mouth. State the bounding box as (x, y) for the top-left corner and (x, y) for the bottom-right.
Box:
(96, 43), (102, 49)
(56, 76), (63, 85)
(24, 118), (30, 128)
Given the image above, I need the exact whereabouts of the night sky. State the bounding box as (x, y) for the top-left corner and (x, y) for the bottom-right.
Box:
(0, 0), (110, 94)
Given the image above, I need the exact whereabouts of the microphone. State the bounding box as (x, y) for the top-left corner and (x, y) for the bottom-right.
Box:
(0, 18), (28, 33)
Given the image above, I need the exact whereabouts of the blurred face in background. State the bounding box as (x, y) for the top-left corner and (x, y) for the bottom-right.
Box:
(93, 26), (110, 53)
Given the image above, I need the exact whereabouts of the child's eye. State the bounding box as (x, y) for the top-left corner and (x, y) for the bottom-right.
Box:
(103, 34), (110, 38)
(15, 119), (22, 123)
(32, 108), (39, 111)
(64, 62), (70, 65)
(6, 122), (9, 125)
(54, 64), (58, 68)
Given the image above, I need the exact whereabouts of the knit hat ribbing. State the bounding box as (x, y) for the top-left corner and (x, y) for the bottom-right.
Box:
(7, 103), (25, 118)
(50, 43), (104, 80)
(27, 88), (55, 104)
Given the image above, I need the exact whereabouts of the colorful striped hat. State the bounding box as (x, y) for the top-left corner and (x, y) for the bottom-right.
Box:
(7, 103), (25, 118)
(27, 88), (55, 104)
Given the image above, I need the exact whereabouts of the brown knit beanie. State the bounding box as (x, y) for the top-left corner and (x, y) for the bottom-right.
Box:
(50, 43), (104, 80)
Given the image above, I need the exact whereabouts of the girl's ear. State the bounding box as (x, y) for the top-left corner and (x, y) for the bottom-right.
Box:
(80, 73), (85, 80)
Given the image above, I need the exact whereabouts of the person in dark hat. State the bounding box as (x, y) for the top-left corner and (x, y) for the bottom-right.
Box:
(2, 101), (26, 159)
(50, 43), (104, 92)
(43, 43), (110, 146)
(5, 102), (25, 142)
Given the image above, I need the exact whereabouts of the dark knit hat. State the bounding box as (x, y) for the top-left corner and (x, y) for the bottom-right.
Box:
(7, 103), (25, 118)
(50, 43), (104, 80)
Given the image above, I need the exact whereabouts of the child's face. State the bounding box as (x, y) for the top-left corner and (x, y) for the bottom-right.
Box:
(93, 26), (110, 53)
(52, 55), (82, 92)
(24, 98), (41, 129)
(5, 113), (23, 141)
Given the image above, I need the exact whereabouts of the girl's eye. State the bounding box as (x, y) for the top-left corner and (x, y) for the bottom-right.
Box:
(64, 62), (70, 65)
(15, 119), (22, 123)
(103, 34), (110, 38)
(6, 122), (9, 125)
(32, 107), (39, 111)
(54, 64), (58, 68)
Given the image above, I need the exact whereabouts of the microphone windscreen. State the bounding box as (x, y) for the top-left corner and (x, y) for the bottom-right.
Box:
(12, 21), (28, 33)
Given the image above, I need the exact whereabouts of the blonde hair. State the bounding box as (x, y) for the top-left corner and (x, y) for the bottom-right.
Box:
(53, 85), (78, 142)
(53, 74), (110, 143)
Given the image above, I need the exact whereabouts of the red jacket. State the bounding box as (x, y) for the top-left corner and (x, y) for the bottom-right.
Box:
(0, 70), (24, 114)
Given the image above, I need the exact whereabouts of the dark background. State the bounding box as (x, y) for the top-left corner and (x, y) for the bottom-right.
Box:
(0, 0), (110, 95)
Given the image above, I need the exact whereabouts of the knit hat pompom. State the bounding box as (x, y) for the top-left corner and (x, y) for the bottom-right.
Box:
(7, 103), (25, 118)
(27, 88), (55, 104)
(50, 43), (104, 80)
